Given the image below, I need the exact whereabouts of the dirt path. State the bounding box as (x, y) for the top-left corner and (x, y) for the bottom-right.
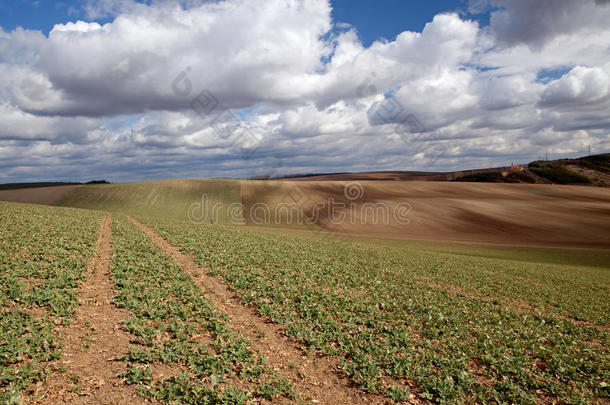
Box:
(32, 215), (150, 404)
(127, 216), (389, 404)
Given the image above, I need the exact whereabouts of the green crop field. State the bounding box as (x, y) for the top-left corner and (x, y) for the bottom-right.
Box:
(55, 179), (241, 223)
(0, 202), (104, 402)
(110, 216), (295, 403)
(1, 196), (609, 404)
(136, 215), (610, 404)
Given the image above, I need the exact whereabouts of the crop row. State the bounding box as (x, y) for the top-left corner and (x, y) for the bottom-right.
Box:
(139, 215), (610, 404)
(110, 216), (295, 403)
(0, 202), (104, 402)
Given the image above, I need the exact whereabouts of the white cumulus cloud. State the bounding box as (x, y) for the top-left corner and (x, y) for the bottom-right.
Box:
(0, 0), (609, 182)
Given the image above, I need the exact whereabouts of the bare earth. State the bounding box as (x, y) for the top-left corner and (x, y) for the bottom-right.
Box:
(242, 180), (610, 248)
(0, 185), (82, 205)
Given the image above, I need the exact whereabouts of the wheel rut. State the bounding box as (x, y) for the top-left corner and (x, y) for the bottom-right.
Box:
(32, 215), (152, 404)
(127, 215), (385, 404)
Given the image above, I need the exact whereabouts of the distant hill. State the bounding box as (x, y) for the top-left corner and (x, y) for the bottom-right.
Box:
(0, 182), (81, 191)
(0, 180), (111, 191)
(529, 154), (610, 186)
(280, 153), (610, 186)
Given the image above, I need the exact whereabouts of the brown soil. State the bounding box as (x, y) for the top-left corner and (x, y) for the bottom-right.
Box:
(0, 185), (82, 205)
(29, 215), (151, 404)
(279, 167), (527, 182)
(282, 171), (451, 181)
(126, 216), (394, 405)
(241, 180), (610, 248)
(5, 179), (610, 249)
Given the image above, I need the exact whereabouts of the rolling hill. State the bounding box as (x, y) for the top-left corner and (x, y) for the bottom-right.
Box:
(280, 153), (610, 186)
(1, 177), (609, 248)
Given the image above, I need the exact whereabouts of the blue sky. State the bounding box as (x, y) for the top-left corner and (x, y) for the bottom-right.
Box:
(0, 1), (81, 34)
(331, 0), (480, 45)
(1, 0), (485, 42)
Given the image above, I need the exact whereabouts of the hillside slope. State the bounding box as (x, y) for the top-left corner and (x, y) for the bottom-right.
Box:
(0, 185), (83, 205)
(55, 179), (241, 223)
(1, 178), (609, 248)
(241, 180), (610, 248)
(280, 153), (610, 186)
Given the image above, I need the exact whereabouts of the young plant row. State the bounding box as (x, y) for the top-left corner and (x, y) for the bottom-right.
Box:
(139, 215), (609, 404)
(0, 202), (104, 402)
(110, 216), (295, 403)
